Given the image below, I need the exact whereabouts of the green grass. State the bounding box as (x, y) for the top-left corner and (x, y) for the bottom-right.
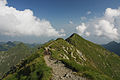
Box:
(61, 59), (112, 80)
(3, 48), (52, 80)
(2, 33), (120, 80)
(61, 59), (92, 72)
(66, 33), (120, 80)
(40, 36), (114, 80)
(0, 43), (34, 78)
(82, 71), (113, 80)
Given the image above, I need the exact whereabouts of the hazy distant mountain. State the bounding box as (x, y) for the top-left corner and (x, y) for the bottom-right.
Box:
(0, 41), (39, 51)
(0, 41), (40, 78)
(2, 33), (120, 80)
(102, 41), (120, 56)
(0, 43), (36, 78)
(0, 41), (16, 51)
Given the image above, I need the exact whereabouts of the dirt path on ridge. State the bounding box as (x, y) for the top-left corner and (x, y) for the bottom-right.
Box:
(44, 55), (87, 80)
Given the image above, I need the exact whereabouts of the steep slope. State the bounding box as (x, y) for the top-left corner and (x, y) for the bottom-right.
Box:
(2, 48), (52, 80)
(0, 43), (34, 78)
(102, 41), (120, 56)
(66, 33), (120, 80)
(2, 33), (120, 80)
(2, 39), (88, 80)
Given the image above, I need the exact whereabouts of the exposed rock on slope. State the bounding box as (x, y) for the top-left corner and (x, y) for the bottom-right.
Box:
(2, 33), (120, 80)
(44, 55), (87, 80)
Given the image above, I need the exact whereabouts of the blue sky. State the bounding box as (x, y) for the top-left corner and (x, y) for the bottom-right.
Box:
(0, 0), (120, 43)
(7, 0), (120, 24)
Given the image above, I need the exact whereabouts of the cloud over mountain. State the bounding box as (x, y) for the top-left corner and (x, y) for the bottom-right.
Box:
(76, 23), (87, 35)
(0, 0), (65, 37)
(76, 7), (119, 40)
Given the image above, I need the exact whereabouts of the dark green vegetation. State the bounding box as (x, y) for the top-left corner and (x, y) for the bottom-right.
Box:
(2, 33), (120, 80)
(102, 41), (120, 56)
(2, 48), (52, 80)
(0, 43), (36, 78)
(66, 33), (120, 80)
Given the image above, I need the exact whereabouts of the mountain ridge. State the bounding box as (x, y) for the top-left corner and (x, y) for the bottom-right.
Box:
(102, 41), (120, 56)
(2, 33), (120, 80)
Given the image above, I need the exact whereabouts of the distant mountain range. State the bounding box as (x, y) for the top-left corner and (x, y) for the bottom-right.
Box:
(0, 41), (39, 51)
(0, 41), (17, 51)
(102, 41), (120, 56)
(0, 41), (41, 78)
(2, 33), (120, 80)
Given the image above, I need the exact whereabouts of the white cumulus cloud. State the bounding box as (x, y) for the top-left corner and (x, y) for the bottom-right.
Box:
(95, 20), (118, 39)
(0, 0), (65, 37)
(76, 7), (120, 40)
(76, 23), (87, 35)
(93, 8), (120, 40)
(105, 8), (120, 17)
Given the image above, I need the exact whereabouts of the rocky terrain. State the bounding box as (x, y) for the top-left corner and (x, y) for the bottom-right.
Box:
(2, 33), (120, 80)
(44, 55), (87, 80)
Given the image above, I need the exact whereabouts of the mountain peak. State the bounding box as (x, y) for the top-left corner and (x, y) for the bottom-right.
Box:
(69, 33), (80, 38)
(2, 33), (120, 80)
(107, 41), (118, 45)
(109, 41), (117, 43)
(66, 33), (86, 44)
(102, 41), (120, 56)
(66, 33), (84, 40)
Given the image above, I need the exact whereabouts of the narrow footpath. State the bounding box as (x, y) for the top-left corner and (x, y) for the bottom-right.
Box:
(44, 55), (87, 80)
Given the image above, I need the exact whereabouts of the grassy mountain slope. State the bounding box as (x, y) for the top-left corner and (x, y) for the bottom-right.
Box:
(0, 43), (34, 78)
(66, 33), (120, 80)
(2, 33), (120, 80)
(2, 48), (52, 80)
